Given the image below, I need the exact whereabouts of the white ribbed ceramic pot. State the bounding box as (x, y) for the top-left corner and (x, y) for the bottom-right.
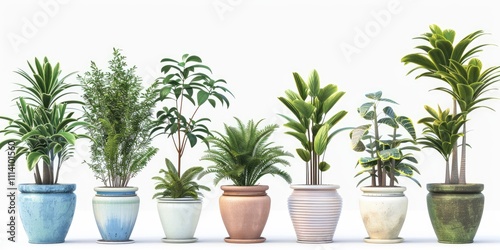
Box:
(359, 186), (408, 243)
(288, 184), (342, 243)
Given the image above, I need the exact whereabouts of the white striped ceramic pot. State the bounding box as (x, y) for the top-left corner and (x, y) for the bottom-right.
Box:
(288, 184), (342, 243)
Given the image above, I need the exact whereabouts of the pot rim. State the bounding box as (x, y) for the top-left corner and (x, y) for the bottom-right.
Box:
(157, 197), (202, 203)
(18, 183), (76, 193)
(427, 183), (484, 193)
(360, 186), (406, 192)
(94, 186), (138, 192)
(221, 185), (269, 191)
(290, 184), (340, 190)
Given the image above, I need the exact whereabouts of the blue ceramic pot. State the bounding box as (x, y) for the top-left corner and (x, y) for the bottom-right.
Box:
(18, 183), (76, 244)
(92, 187), (140, 243)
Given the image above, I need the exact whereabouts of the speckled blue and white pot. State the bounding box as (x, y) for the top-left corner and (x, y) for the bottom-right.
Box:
(92, 187), (140, 243)
(18, 183), (77, 244)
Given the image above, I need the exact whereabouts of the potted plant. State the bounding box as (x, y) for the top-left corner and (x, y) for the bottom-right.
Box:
(278, 69), (349, 243)
(402, 24), (500, 243)
(0, 57), (88, 243)
(150, 53), (232, 243)
(78, 48), (158, 243)
(200, 118), (292, 243)
(350, 91), (420, 243)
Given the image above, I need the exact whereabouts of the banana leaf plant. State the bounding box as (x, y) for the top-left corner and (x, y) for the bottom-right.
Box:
(150, 54), (232, 198)
(402, 24), (500, 184)
(0, 57), (89, 184)
(350, 91), (420, 187)
(278, 69), (348, 185)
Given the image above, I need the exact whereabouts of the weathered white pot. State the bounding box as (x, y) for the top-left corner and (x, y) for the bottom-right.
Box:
(288, 184), (342, 243)
(157, 198), (202, 243)
(359, 186), (408, 243)
(92, 187), (140, 243)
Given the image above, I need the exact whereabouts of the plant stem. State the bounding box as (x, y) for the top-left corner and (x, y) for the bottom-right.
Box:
(459, 121), (467, 184)
(372, 104), (383, 187)
(34, 164), (42, 184)
(445, 159), (450, 184)
(389, 127), (397, 187)
(450, 100), (459, 184)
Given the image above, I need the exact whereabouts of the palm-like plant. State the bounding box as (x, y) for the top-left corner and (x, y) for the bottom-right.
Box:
(402, 24), (500, 184)
(278, 70), (348, 185)
(350, 91), (420, 187)
(152, 158), (210, 199)
(201, 118), (292, 186)
(418, 105), (466, 184)
(0, 58), (88, 184)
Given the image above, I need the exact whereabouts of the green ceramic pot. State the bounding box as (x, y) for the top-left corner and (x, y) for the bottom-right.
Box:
(426, 183), (484, 244)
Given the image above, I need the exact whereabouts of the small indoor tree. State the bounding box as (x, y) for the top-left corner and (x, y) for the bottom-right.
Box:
(151, 53), (233, 198)
(401, 24), (500, 184)
(79, 48), (158, 187)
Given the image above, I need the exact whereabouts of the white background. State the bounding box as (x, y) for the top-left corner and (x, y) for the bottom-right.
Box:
(1, 0), (500, 249)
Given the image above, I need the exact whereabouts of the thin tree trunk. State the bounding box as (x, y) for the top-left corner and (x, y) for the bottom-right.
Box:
(450, 100), (459, 184)
(445, 159), (450, 184)
(459, 121), (467, 184)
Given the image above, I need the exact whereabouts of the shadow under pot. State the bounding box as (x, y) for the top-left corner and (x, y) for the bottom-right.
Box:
(92, 187), (140, 244)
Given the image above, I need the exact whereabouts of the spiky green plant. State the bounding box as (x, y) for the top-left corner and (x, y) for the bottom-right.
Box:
(350, 91), (420, 187)
(402, 24), (500, 184)
(152, 159), (210, 199)
(0, 57), (88, 184)
(278, 69), (348, 185)
(418, 105), (466, 184)
(201, 118), (292, 186)
(79, 48), (158, 187)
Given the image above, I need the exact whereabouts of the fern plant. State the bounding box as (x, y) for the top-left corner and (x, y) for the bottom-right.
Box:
(201, 118), (292, 186)
(79, 48), (158, 187)
(0, 57), (88, 184)
(350, 91), (420, 187)
(152, 158), (210, 199)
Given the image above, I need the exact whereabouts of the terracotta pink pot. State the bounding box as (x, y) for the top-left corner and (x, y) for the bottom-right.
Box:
(219, 185), (271, 243)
